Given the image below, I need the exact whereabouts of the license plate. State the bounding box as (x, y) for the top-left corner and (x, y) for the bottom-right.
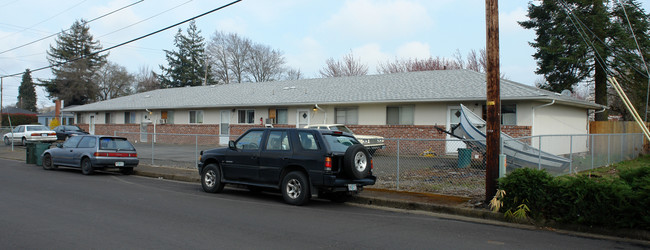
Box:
(348, 184), (357, 191)
(115, 162), (125, 167)
(41, 133), (48, 137)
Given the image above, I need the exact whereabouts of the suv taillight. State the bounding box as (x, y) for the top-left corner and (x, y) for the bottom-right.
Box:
(325, 157), (332, 171)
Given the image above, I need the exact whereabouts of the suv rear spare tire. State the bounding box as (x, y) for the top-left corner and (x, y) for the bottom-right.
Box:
(343, 144), (371, 179)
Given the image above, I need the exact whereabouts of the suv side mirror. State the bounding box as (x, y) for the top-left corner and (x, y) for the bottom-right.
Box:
(228, 140), (236, 150)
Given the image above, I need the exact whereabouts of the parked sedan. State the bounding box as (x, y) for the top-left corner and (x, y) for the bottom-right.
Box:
(3, 124), (57, 145)
(41, 135), (139, 175)
(53, 125), (88, 140)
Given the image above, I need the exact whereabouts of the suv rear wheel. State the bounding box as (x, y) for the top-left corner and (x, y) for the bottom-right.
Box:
(343, 144), (371, 179)
(201, 164), (224, 193)
(281, 171), (310, 206)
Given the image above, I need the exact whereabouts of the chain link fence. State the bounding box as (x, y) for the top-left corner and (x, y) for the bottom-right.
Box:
(112, 131), (646, 200)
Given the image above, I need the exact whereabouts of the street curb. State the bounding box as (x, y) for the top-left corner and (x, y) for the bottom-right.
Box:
(134, 170), (200, 183)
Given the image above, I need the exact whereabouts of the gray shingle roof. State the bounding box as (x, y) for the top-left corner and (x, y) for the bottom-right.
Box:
(64, 69), (602, 112)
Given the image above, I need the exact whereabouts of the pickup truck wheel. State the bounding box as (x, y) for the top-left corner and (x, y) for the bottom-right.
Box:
(281, 171), (310, 206)
(343, 144), (371, 179)
(81, 158), (94, 175)
(201, 164), (224, 193)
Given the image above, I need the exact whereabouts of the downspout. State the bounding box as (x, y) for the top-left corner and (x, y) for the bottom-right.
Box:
(531, 100), (555, 136)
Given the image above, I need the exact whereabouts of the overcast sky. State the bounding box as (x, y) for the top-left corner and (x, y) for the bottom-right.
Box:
(1, 0), (649, 109)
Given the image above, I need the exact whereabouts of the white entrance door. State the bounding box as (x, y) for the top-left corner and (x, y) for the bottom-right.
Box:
(140, 123), (148, 142)
(446, 106), (465, 154)
(297, 109), (309, 128)
(89, 115), (95, 135)
(219, 110), (230, 145)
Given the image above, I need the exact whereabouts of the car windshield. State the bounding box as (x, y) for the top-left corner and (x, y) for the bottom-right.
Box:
(99, 137), (136, 151)
(331, 126), (354, 134)
(64, 125), (82, 131)
(323, 134), (360, 153)
(26, 125), (50, 131)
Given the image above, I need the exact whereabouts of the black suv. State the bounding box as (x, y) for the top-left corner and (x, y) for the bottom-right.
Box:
(198, 128), (376, 205)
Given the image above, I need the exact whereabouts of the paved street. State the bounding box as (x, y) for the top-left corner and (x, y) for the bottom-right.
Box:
(0, 158), (646, 249)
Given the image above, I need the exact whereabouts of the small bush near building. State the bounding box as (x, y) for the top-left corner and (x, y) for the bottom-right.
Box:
(497, 159), (650, 230)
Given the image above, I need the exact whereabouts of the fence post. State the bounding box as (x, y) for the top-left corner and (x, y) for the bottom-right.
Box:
(591, 134), (594, 170)
(567, 135), (572, 173)
(151, 132), (154, 166)
(396, 139), (400, 190)
(607, 134), (611, 165)
(195, 135), (198, 169)
(538, 136), (542, 170)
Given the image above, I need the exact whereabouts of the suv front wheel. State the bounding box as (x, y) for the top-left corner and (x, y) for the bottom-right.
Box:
(281, 171), (310, 206)
(202, 164), (225, 193)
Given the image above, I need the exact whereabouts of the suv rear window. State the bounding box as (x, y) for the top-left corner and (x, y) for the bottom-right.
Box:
(323, 134), (360, 152)
(99, 137), (135, 151)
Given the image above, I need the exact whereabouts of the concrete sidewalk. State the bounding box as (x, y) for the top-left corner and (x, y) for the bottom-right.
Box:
(2, 145), (649, 243)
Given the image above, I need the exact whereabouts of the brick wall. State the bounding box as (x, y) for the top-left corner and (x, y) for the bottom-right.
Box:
(78, 123), (532, 156)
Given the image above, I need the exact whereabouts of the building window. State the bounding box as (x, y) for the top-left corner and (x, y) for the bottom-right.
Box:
(238, 109), (255, 124)
(335, 107), (358, 125)
(124, 112), (136, 124)
(105, 113), (112, 124)
(276, 109), (288, 124)
(77, 113), (85, 124)
(190, 110), (203, 124)
(386, 105), (414, 125)
(67, 118), (74, 125)
(482, 104), (517, 125)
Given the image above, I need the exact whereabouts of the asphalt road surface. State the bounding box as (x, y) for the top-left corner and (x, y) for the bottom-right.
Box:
(0, 158), (646, 249)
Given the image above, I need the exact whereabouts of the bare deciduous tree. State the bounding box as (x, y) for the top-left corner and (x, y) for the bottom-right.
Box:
(245, 44), (286, 82)
(94, 62), (134, 100)
(320, 51), (368, 78)
(135, 66), (161, 93)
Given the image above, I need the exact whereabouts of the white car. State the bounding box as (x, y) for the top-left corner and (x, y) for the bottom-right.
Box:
(305, 124), (385, 154)
(3, 124), (57, 145)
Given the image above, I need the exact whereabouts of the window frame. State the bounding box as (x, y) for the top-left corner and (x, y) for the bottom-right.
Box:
(189, 110), (204, 124)
(335, 107), (359, 125)
(237, 109), (255, 124)
(386, 105), (414, 125)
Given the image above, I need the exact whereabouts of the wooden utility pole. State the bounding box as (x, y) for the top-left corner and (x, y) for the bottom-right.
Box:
(485, 0), (501, 201)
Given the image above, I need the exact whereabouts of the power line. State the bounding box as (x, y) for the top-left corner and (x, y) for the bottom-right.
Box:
(98, 0), (192, 39)
(0, 0), (88, 40)
(0, 0), (243, 78)
(0, 0), (144, 55)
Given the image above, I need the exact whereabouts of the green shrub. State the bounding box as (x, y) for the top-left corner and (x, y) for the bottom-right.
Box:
(618, 166), (650, 228)
(498, 168), (553, 220)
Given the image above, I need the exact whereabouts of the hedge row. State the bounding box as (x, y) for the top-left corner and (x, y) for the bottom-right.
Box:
(1, 114), (38, 127)
(498, 167), (650, 229)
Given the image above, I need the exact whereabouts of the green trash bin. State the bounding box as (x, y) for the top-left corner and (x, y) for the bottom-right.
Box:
(35, 143), (51, 166)
(25, 142), (36, 164)
(457, 148), (472, 168)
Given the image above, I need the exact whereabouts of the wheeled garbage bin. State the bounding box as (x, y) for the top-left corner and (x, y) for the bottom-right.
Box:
(457, 148), (472, 168)
(35, 142), (51, 166)
(25, 142), (36, 164)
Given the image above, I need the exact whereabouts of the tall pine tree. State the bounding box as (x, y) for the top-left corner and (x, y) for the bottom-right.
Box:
(44, 20), (108, 105)
(520, 0), (650, 121)
(17, 69), (37, 112)
(160, 20), (212, 88)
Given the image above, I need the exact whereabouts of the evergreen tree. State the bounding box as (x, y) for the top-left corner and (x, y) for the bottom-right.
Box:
(44, 19), (108, 105)
(160, 20), (212, 87)
(520, 0), (611, 120)
(17, 69), (37, 112)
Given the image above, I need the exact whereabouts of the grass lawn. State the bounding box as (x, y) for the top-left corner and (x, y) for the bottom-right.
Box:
(578, 154), (650, 178)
